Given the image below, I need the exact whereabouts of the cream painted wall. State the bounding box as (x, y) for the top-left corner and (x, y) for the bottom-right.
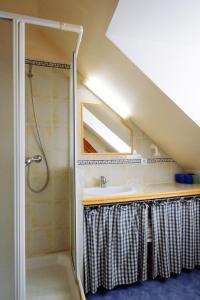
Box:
(25, 65), (70, 256)
(0, 0), (39, 16)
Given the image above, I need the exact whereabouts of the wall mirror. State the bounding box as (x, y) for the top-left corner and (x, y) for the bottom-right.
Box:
(81, 102), (133, 154)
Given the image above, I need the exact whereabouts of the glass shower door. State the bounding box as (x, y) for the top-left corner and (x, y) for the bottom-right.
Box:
(69, 52), (77, 273)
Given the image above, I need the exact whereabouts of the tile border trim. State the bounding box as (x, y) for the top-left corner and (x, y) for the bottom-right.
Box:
(77, 159), (141, 165)
(25, 59), (70, 69)
(77, 158), (175, 165)
(147, 158), (176, 164)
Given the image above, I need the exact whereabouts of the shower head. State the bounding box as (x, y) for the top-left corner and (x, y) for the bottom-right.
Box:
(27, 64), (33, 78)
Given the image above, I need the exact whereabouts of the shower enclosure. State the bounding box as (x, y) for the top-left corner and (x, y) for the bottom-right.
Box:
(0, 11), (82, 300)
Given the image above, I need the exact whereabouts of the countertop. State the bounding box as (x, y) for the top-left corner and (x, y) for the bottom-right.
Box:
(82, 183), (200, 206)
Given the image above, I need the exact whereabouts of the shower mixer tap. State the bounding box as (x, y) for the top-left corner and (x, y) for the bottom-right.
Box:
(25, 155), (42, 167)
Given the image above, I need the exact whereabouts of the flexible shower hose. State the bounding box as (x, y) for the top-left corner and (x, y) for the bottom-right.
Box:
(26, 66), (50, 193)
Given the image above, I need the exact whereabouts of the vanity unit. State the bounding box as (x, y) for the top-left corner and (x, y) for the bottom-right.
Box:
(83, 184), (200, 294)
(83, 183), (200, 205)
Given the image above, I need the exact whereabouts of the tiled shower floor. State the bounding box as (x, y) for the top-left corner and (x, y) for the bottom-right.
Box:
(26, 252), (80, 300)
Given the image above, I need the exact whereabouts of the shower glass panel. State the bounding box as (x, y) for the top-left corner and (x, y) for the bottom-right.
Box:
(0, 19), (15, 299)
(25, 61), (71, 257)
(25, 25), (79, 298)
(69, 52), (77, 271)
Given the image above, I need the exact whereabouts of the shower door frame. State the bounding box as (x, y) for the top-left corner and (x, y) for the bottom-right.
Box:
(0, 11), (83, 300)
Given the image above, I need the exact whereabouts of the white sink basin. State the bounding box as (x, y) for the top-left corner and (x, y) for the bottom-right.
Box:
(84, 185), (137, 198)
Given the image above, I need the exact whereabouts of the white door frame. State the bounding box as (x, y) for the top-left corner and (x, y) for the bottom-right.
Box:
(0, 11), (83, 300)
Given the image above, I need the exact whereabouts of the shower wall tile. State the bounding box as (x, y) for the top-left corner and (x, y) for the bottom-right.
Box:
(52, 202), (68, 225)
(53, 175), (68, 201)
(25, 65), (70, 257)
(53, 99), (68, 125)
(26, 204), (32, 231)
(52, 226), (68, 252)
(32, 74), (53, 98)
(34, 97), (53, 125)
(28, 176), (53, 202)
(52, 127), (68, 151)
(28, 126), (53, 156)
(31, 202), (53, 228)
(29, 229), (52, 255)
(28, 151), (53, 177)
(26, 232), (31, 257)
(37, 126), (53, 148)
(52, 152), (68, 174)
(52, 75), (69, 99)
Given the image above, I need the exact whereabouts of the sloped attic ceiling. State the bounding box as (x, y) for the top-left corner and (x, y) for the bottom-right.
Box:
(0, 0), (200, 170)
(107, 0), (200, 127)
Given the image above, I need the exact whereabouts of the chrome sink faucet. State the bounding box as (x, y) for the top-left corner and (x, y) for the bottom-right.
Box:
(100, 176), (108, 188)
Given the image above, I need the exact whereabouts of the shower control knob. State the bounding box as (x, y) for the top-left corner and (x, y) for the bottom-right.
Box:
(25, 154), (42, 167)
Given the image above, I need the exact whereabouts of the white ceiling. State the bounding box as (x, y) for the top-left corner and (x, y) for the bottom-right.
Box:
(107, 0), (200, 127)
(107, 0), (200, 47)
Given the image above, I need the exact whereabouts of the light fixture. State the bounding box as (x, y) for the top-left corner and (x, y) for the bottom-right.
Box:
(83, 77), (130, 119)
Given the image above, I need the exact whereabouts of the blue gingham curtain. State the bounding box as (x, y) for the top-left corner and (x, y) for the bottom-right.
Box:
(151, 197), (200, 279)
(84, 203), (148, 294)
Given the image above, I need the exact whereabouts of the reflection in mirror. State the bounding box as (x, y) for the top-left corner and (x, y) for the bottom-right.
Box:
(81, 102), (133, 154)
